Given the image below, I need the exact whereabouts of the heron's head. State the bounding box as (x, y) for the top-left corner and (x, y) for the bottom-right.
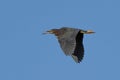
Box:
(43, 27), (68, 36)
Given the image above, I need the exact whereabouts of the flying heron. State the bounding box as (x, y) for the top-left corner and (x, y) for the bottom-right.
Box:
(44, 27), (95, 63)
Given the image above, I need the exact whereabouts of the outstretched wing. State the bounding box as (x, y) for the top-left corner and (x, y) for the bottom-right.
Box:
(72, 31), (84, 63)
(58, 29), (80, 55)
(58, 38), (76, 55)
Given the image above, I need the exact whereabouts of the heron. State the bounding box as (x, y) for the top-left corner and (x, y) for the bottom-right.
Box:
(44, 27), (95, 63)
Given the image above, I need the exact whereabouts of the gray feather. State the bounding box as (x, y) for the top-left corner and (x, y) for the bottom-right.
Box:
(57, 27), (80, 55)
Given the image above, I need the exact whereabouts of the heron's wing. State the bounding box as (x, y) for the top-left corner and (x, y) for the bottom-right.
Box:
(58, 29), (80, 55)
(58, 38), (76, 55)
(72, 32), (84, 63)
(72, 43), (84, 63)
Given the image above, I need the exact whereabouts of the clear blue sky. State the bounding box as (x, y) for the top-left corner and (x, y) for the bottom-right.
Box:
(0, 0), (120, 80)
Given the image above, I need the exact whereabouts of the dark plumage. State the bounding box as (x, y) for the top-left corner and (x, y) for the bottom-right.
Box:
(72, 31), (84, 63)
(44, 27), (94, 63)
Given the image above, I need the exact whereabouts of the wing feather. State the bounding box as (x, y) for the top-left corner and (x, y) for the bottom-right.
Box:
(72, 31), (84, 63)
(58, 28), (80, 55)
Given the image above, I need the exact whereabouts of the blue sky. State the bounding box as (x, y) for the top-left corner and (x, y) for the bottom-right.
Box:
(0, 0), (120, 80)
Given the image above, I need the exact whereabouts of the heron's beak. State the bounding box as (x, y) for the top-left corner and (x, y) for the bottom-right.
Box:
(43, 30), (54, 34)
